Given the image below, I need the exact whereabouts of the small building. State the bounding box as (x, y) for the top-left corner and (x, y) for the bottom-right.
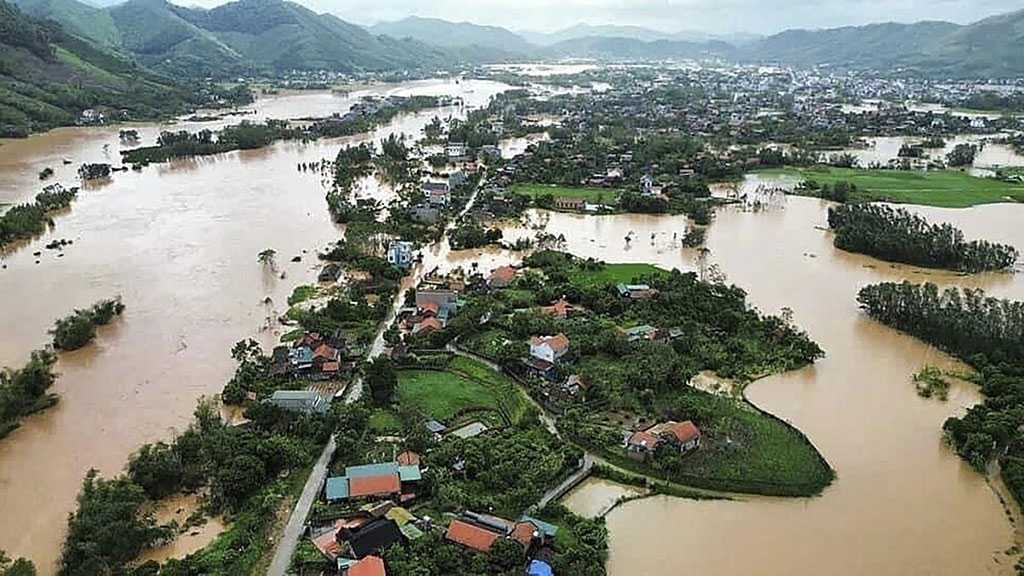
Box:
(410, 204), (440, 224)
(625, 430), (661, 459)
(617, 283), (658, 300)
(344, 519), (405, 559)
(319, 263), (343, 283)
(446, 519), (499, 552)
(529, 334), (570, 364)
(266, 390), (329, 415)
(488, 266), (518, 288)
(446, 141), (467, 159)
(540, 298), (575, 319)
(523, 356), (557, 382)
(344, 555), (386, 576)
(553, 197), (586, 211)
(423, 182), (451, 207)
(448, 421), (489, 440)
(387, 241), (415, 270)
(649, 420), (702, 452)
(448, 170), (468, 189)
(415, 289), (458, 320)
(623, 325), (661, 343)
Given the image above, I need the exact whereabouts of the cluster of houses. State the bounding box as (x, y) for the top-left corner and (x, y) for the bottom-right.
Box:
(399, 272), (468, 338)
(270, 331), (353, 382)
(445, 511), (558, 574)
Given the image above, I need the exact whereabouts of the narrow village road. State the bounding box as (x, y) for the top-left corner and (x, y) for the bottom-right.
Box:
(267, 175), (489, 575)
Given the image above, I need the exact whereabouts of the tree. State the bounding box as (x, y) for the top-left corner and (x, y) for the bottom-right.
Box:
(365, 358), (397, 406)
(0, 552), (36, 576)
(257, 249), (277, 271)
(946, 143), (978, 167)
(128, 442), (183, 499)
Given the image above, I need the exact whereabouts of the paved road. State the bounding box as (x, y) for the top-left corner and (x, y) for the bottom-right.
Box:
(266, 434), (337, 576)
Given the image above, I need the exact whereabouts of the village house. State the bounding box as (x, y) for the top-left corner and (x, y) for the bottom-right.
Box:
(446, 141), (467, 159)
(617, 283), (659, 300)
(341, 555), (386, 576)
(529, 334), (570, 363)
(386, 241), (415, 270)
(445, 511), (557, 554)
(622, 324), (664, 343)
(448, 170), (468, 189)
(447, 421), (489, 440)
(626, 420), (702, 459)
(540, 298), (576, 319)
(415, 289), (459, 322)
(487, 265), (518, 288)
(325, 462), (422, 505)
(266, 390), (330, 415)
(410, 203), (440, 224)
(423, 182), (451, 207)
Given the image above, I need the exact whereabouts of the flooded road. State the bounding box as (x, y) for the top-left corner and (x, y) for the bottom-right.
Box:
(541, 196), (1024, 575)
(0, 78), (508, 572)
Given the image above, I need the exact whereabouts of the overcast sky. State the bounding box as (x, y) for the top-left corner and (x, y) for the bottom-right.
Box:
(177, 0), (1021, 34)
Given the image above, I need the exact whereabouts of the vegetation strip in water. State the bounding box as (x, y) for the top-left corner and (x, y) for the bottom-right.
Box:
(0, 184), (77, 248)
(827, 203), (1019, 273)
(857, 282), (1024, 510)
(121, 95), (445, 165)
(765, 166), (1024, 208)
(0, 350), (59, 442)
(51, 297), (126, 351)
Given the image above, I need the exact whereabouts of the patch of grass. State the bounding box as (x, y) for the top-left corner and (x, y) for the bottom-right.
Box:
(671, 390), (833, 493)
(569, 262), (667, 289)
(368, 409), (402, 434)
(762, 166), (1024, 208)
(396, 369), (498, 422)
(511, 183), (621, 202)
(280, 328), (304, 343)
(287, 285), (318, 307)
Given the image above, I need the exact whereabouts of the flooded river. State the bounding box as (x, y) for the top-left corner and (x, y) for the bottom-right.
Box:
(542, 195), (1024, 575)
(0, 78), (508, 572)
(3, 75), (1024, 575)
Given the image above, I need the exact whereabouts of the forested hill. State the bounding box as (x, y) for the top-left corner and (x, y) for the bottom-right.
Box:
(0, 0), (208, 137)
(369, 16), (534, 55)
(741, 9), (1024, 78)
(12, 0), (463, 78)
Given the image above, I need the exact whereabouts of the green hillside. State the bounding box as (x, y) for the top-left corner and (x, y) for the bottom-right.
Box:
(744, 11), (1024, 78)
(0, 0), (229, 137)
(11, 0), (121, 48)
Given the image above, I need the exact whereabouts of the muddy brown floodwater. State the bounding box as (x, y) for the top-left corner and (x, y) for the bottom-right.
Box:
(0, 78), (508, 573)
(4, 77), (1024, 575)
(530, 193), (1024, 576)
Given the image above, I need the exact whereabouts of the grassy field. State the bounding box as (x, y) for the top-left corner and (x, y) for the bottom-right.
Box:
(511, 183), (621, 202)
(670, 390), (834, 494)
(762, 166), (1024, 208)
(569, 262), (667, 288)
(396, 369), (498, 421)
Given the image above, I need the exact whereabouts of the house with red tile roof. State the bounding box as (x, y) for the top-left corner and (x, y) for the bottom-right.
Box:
(349, 475), (402, 499)
(625, 430), (661, 459)
(540, 298), (576, 319)
(446, 519), (501, 552)
(488, 266), (518, 288)
(529, 333), (570, 364)
(346, 555), (386, 576)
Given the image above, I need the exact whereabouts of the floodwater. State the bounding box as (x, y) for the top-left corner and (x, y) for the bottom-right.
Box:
(0, 78), (509, 572)
(842, 135), (1024, 171)
(4, 74), (1024, 576)
(546, 194), (1024, 575)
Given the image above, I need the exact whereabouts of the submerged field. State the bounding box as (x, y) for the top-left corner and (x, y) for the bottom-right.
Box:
(762, 166), (1024, 208)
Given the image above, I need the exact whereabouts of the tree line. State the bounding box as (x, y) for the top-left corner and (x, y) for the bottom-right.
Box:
(828, 204), (1018, 272)
(51, 297), (126, 351)
(857, 281), (1024, 504)
(0, 184), (77, 247)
